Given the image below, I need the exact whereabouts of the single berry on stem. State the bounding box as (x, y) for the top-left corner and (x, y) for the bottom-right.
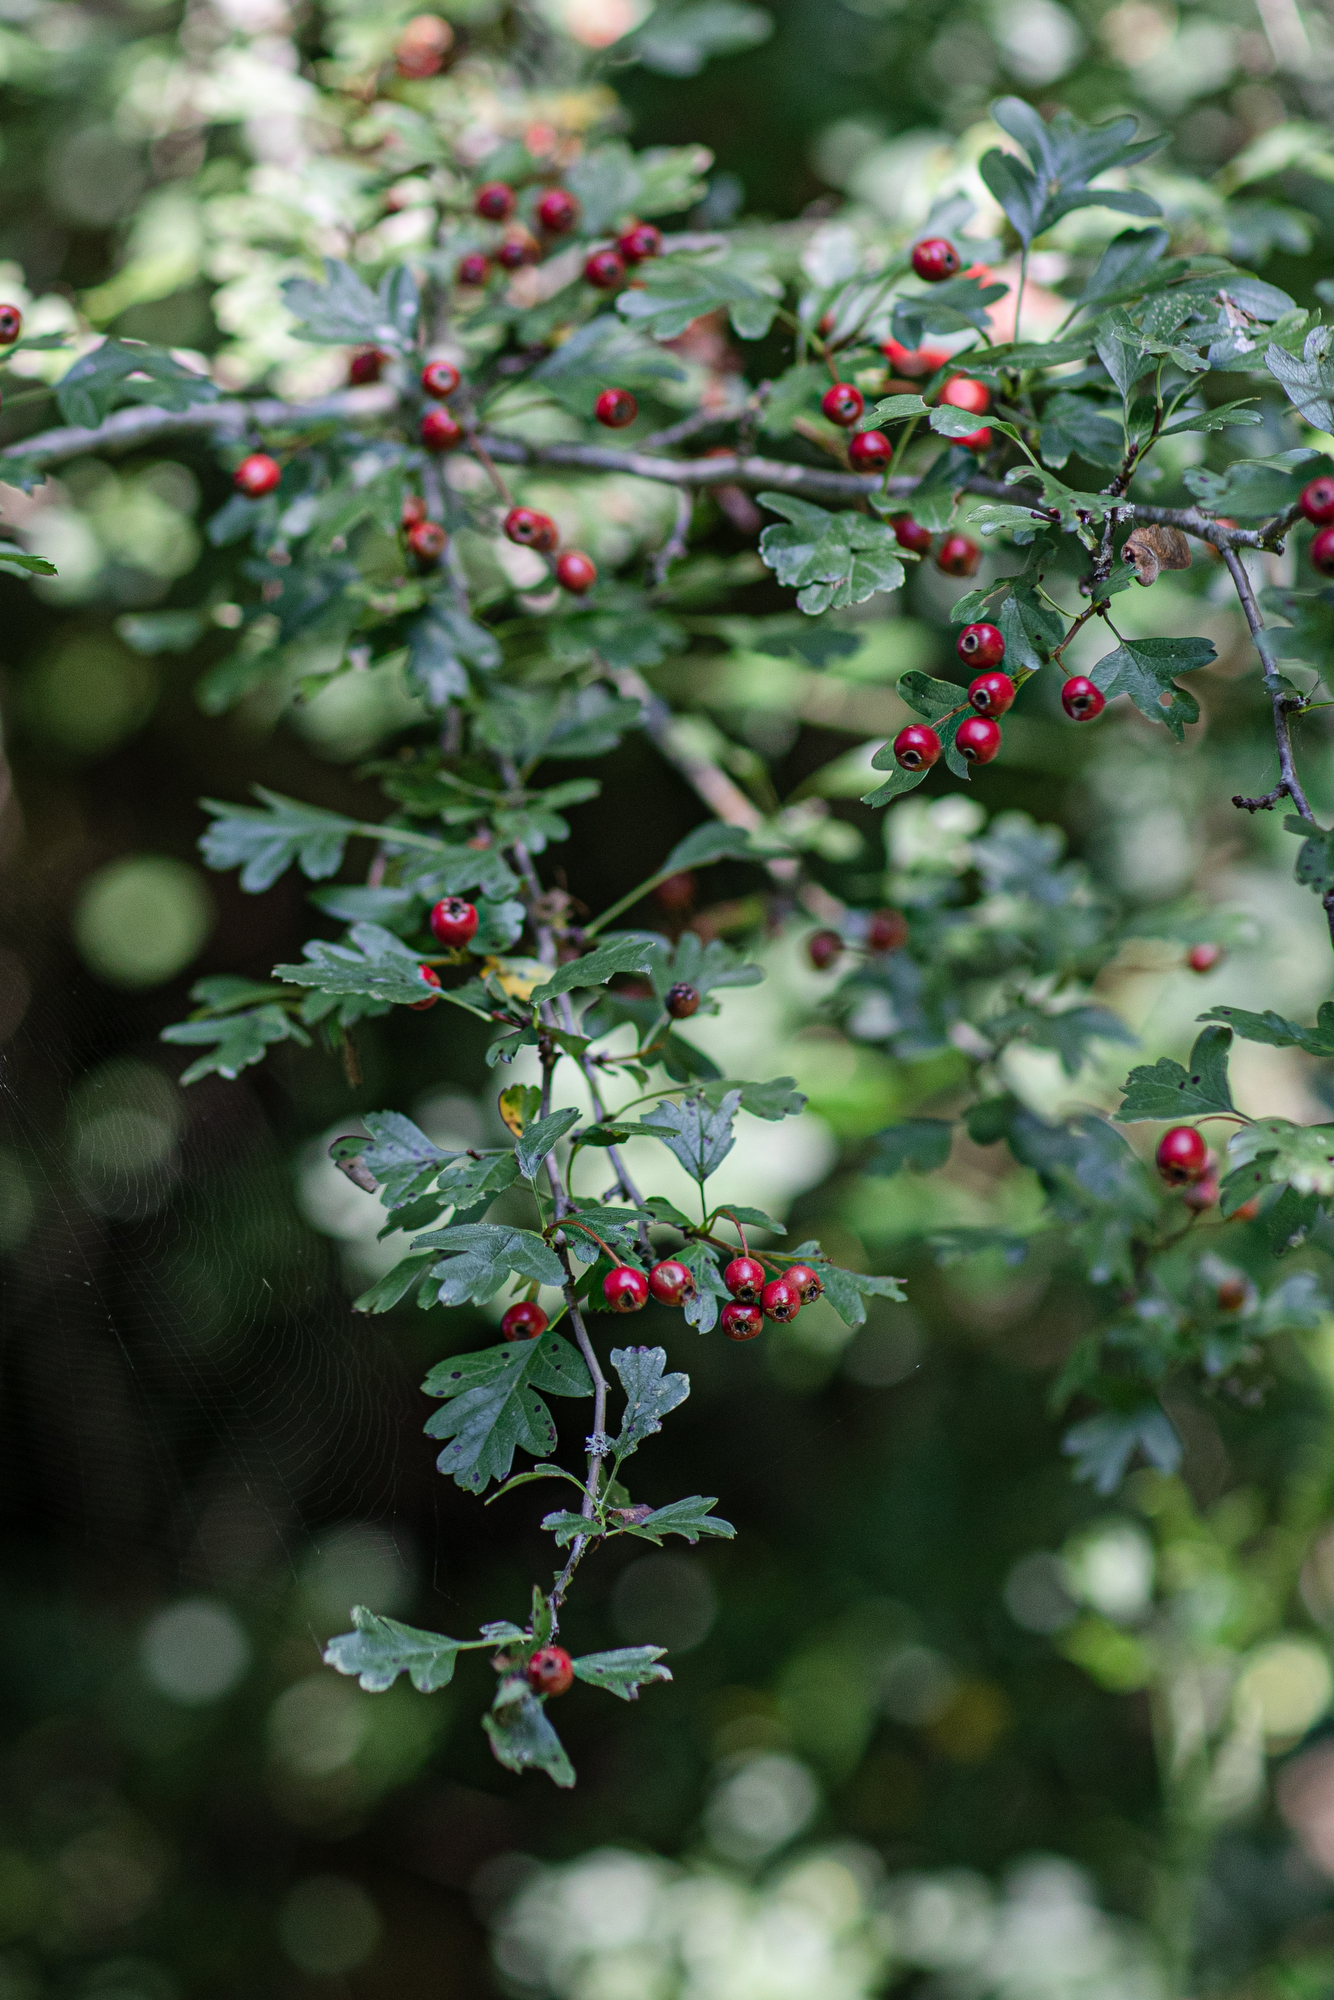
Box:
(0, 304), (23, 344)
(893, 724), (941, 772)
(595, 387), (637, 428)
(957, 622), (1005, 669)
(724, 1256), (766, 1302)
(1061, 677), (1105, 721)
(848, 430), (891, 471)
(1216, 1275), (1247, 1312)
(1187, 943), (1224, 974)
(866, 909), (908, 953)
(234, 453), (281, 498)
(784, 1264), (823, 1305)
(406, 519), (447, 566)
(967, 671), (1015, 719)
(938, 375), (990, 415)
(526, 1645), (574, 1697)
(475, 182), (515, 223)
(456, 252), (490, 287)
(891, 515), (933, 554)
(584, 248), (626, 289)
(394, 13), (453, 76)
(956, 715), (1002, 765)
(501, 1301), (548, 1341)
(617, 222), (662, 263)
(911, 238), (961, 282)
(421, 358), (460, 399)
(349, 348), (385, 385)
(761, 1276), (802, 1322)
(420, 408), (463, 452)
(936, 533), (980, 577)
(603, 1265), (649, 1312)
(495, 233), (537, 271)
(648, 1260), (696, 1306)
(401, 493), (427, 527)
(555, 551), (596, 593)
(807, 929), (842, 970)
(410, 965), (442, 1009)
(429, 896), (479, 946)
(1155, 1126), (1209, 1185)
(1184, 1173), (1220, 1213)
(721, 1301), (764, 1341)
(536, 188), (580, 233)
(505, 506), (559, 551)
(1312, 525), (1334, 575)
(821, 382), (864, 428)
(665, 982), (700, 1019)
(1300, 475), (1334, 523)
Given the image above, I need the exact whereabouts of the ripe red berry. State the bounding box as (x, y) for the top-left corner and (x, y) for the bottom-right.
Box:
(891, 515), (933, 554)
(848, 429), (891, 471)
(821, 382), (865, 428)
(1300, 475), (1334, 523)
(584, 248), (626, 289)
(1312, 525), (1334, 575)
(648, 1259), (696, 1306)
(866, 908), (908, 953)
(504, 506), (559, 551)
(935, 533), (980, 577)
(603, 1265), (649, 1312)
(349, 348), (386, 385)
(1184, 1173), (1220, 1212)
(654, 870), (695, 912)
(401, 493), (427, 527)
(420, 408), (463, 452)
(784, 1263), (823, 1305)
(234, 452), (281, 498)
(1187, 943), (1224, 974)
(475, 182), (515, 223)
(429, 896), (479, 946)
(1216, 1274), (1247, 1312)
(807, 929), (842, 970)
(957, 426), (992, 453)
(394, 13), (453, 76)
(724, 1256), (766, 1302)
(1232, 1197), (1261, 1223)
(939, 375), (990, 415)
(721, 1301), (764, 1341)
(501, 1301), (548, 1340)
(1061, 676), (1105, 721)
(595, 387), (638, 428)
(617, 222), (662, 263)
(456, 252), (490, 286)
(0, 303), (23, 344)
(526, 1645), (574, 1696)
(410, 965), (442, 1009)
(893, 724), (941, 772)
(665, 982), (700, 1019)
(967, 671), (1015, 718)
(911, 237), (961, 282)
(956, 714), (1002, 764)
(495, 232), (537, 271)
(761, 1276), (801, 1322)
(957, 623), (1005, 669)
(555, 551), (597, 593)
(1156, 1125), (1209, 1185)
(406, 518), (447, 566)
(421, 358), (460, 399)
(537, 188), (580, 233)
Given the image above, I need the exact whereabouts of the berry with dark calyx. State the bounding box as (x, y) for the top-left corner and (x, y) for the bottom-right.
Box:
(603, 1265), (649, 1312)
(866, 908), (908, 953)
(967, 671), (1015, 718)
(956, 715), (1002, 765)
(648, 1260), (696, 1306)
(349, 348), (386, 385)
(724, 1256), (766, 1302)
(394, 13), (453, 77)
(893, 723), (941, 771)
(721, 1301), (764, 1341)
(957, 622), (1005, 669)
(807, 929), (842, 970)
(821, 382), (864, 428)
(936, 533), (980, 577)
(501, 1301), (548, 1341)
(401, 493), (427, 527)
(911, 237), (961, 282)
(526, 1645), (574, 1697)
(536, 188), (580, 234)
(1183, 1173), (1219, 1212)
(784, 1263), (823, 1306)
(848, 429), (891, 471)
(420, 408), (463, 452)
(761, 1276), (802, 1322)
(555, 551), (596, 593)
(1061, 676), (1105, 721)
(617, 222), (662, 263)
(410, 965), (442, 1009)
(475, 181), (515, 223)
(429, 896), (479, 946)
(1312, 525), (1334, 575)
(1300, 475), (1334, 523)
(421, 358), (460, 399)
(595, 387), (638, 428)
(939, 374), (990, 415)
(1187, 943), (1225, 974)
(495, 232), (537, 271)
(0, 303), (23, 344)
(234, 452), (281, 498)
(584, 248), (626, 289)
(504, 506), (559, 551)
(1156, 1125), (1209, 1185)
(891, 515), (933, 554)
(1216, 1275), (1248, 1312)
(456, 252), (490, 286)
(665, 982), (700, 1019)
(406, 519), (447, 566)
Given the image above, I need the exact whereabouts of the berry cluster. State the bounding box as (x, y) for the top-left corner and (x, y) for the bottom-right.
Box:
(889, 622), (1109, 773)
(448, 170), (661, 294)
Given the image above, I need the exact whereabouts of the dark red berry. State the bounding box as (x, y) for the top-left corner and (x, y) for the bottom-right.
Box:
(595, 387), (638, 428)
(967, 671), (1015, 718)
(807, 929), (842, 970)
(603, 1265), (649, 1312)
(584, 248), (626, 289)
(526, 1645), (574, 1696)
(1156, 1126), (1209, 1185)
(1184, 1173), (1219, 1212)
(724, 1256), (766, 1303)
(1187, 943), (1224, 974)
(848, 430), (891, 471)
(537, 188), (580, 233)
(648, 1260), (696, 1306)
(721, 1300), (764, 1341)
(891, 515), (933, 554)
(410, 965), (442, 1009)
(555, 551), (596, 593)
(349, 348), (386, 385)
(866, 909), (908, 953)
(501, 1301), (548, 1340)
(821, 382), (865, 428)
(475, 181), (515, 223)
(893, 724), (941, 772)
(956, 715), (1001, 764)
(1216, 1274), (1247, 1311)
(1061, 676), (1105, 721)
(911, 238), (961, 282)
(1300, 476), (1334, 523)
(504, 506), (559, 551)
(395, 14), (453, 76)
(665, 982), (699, 1019)
(234, 452), (281, 498)
(936, 533), (980, 577)
(761, 1276), (801, 1322)
(421, 358), (460, 399)
(784, 1263), (823, 1306)
(401, 493), (427, 527)
(406, 518), (447, 566)
(457, 252), (490, 286)
(957, 622), (1005, 669)
(495, 232), (537, 270)
(420, 408), (463, 452)
(429, 897), (479, 946)
(939, 374), (990, 415)
(654, 871), (695, 912)
(1312, 525), (1334, 575)
(617, 222), (662, 263)
(0, 304), (23, 345)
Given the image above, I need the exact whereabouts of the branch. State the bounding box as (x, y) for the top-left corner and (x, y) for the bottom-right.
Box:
(0, 383), (398, 469)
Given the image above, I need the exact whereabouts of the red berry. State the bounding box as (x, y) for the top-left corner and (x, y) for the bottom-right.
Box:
(234, 452), (281, 498)
(1184, 1174), (1220, 1212)
(1232, 1197), (1261, 1223)
(1312, 525), (1334, 575)
(957, 623), (1005, 669)
(955, 714), (1001, 765)
(654, 871), (695, 912)
(617, 222), (662, 263)
(721, 1300), (764, 1341)
(1187, 943), (1224, 974)
(526, 1645), (574, 1696)
(1061, 676), (1105, 721)
(891, 515), (933, 555)
(0, 304), (23, 345)
(724, 1256), (766, 1303)
(967, 671), (1015, 718)
(495, 232), (537, 270)
(893, 724), (941, 772)
(406, 518), (447, 566)
(475, 182), (515, 223)
(603, 1265), (649, 1312)
(936, 533), (980, 577)
(349, 348), (385, 385)
(821, 382), (865, 428)
(866, 909), (908, 953)
(410, 965), (442, 1009)
(761, 1276), (801, 1322)
(401, 493), (427, 527)
(595, 387), (638, 428)
(457, 252), (490, 286)
(665, 982), (699, 1018)
(555, 551), (597, 593)
(939, 375), (990, 416)
(1156, 1126), (1209, 1185)
(501, 1301), (548, 1340)
(807, 929), (842, 970)
(537, 188), (580, 233)
(648, 1259), (696, 1306)
(420, 408), (463, 452)
(395, 13), (453, 76)
(784, 1263), (823, 1306)
(1300, 475), (1334, 523)
(848, 430), (891, 471)
(584, 248), (626, 289)
(421, 358), (460, 399)
(504, 506), (559, 551)
(1216, 1274), (1247, 1311)
(911, 237), (961, 282)
(429, 896), (479, 946)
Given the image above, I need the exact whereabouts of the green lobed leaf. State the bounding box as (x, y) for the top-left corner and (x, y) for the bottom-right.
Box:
(642, 1089), (741, 1183)
(516, 1107), (582, 1180)
(484, 1687), (575, 1787)
(616, 250), (781, 341)
(619, 1495), (736, 1544)
(571, 1646), (672, 1700)
(611, 1346), (690, 1458)
(423, 1329), (591, 1493)
(866, 1119), (954, 1176)
(415, 1222), (566, 1304)
(757, 493), (905, 615)
(162, 1004), (309, 1084)
(273, 922), (442, 1008)
(1089, 636), (1217, 741)
(529, 938), (657, 1003)
(659, 822), (757, 874)
(1116, 1026), (1234, 1120)
(1062, 1405), (1181, 1495)
(323, 1606), (468, 1692)
(200, 787), (359, 893)
(1199, 1001), (1334, 1058)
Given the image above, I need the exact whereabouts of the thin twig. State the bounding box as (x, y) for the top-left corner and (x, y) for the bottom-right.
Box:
(647, 486), (693, 589)
(1220, 545), (1314, 821)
